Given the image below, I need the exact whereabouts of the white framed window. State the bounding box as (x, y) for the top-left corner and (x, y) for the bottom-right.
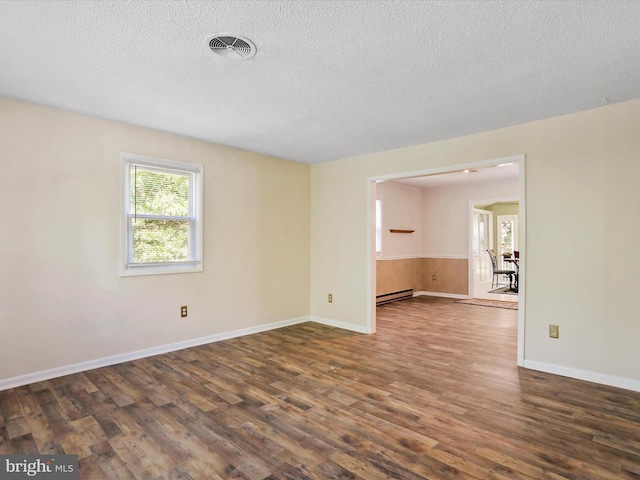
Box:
(121, 152), (203, 276)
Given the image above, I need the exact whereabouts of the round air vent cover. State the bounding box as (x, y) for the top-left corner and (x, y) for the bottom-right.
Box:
(205, 34), (256, 60)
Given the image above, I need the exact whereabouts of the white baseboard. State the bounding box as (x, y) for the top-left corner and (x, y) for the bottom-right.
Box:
(6, 317), (637, 396)
(310, 316), (370, 334)
(0, 316), (310, 392)
(414, 291), (468, 300)
(523, 360), (640, 393)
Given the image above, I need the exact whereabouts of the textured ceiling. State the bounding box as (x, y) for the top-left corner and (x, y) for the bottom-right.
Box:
(1, 1), (639, 164)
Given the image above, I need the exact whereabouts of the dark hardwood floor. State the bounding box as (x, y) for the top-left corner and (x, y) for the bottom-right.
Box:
(1, 296), (640, 479)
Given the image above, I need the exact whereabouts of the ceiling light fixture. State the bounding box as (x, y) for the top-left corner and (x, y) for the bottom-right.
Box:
(205, 33), (257, 60)
(497, 162), (515, 167)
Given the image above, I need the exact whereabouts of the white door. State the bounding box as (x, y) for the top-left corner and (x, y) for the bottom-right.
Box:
(473, 209), (493, 283)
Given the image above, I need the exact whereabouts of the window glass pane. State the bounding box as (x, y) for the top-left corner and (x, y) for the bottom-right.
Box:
(129, 166), (191, 216)
(501, 220), (513, 255)
(131, 219), (190, 263)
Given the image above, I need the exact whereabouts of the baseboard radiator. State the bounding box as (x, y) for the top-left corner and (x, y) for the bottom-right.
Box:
(376, 288), (413, 305)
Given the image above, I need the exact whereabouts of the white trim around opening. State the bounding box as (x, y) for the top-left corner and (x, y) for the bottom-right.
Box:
(367, 154), (526, 365)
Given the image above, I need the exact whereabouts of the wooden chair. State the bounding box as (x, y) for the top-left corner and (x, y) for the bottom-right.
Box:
(487, 249), (515, 289)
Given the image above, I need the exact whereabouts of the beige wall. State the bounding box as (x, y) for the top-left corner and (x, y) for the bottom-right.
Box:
(2, 95), (640, 391)
(311, 99), (640, 386)
(0, 97), (311, 381)
(376, 182), (423, 258)
(422, 179), (519, 257)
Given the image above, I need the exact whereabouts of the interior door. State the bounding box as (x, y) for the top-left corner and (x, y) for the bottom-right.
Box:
(473, 209), (493, 283)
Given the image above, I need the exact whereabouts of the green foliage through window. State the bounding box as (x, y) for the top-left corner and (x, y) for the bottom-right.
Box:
(131, 219), (190, 263)
(501, 221), (513, 255)
(129, 166), (194, 264)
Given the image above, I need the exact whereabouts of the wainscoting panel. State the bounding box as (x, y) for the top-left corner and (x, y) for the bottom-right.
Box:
(421, 257), (468, 295)
(376, 257), (468, 297)
(376, 258), (423, 296)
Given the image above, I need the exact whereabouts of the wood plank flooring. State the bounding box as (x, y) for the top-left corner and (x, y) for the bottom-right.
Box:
(2, 295), (640, 479)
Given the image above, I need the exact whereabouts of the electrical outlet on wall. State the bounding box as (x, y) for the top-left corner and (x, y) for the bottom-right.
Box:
(181, 306), (188, 317)
(549, 324), (559, 338)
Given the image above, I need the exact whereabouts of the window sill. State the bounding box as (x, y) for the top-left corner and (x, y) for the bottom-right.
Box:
(121, 263), (203, 277)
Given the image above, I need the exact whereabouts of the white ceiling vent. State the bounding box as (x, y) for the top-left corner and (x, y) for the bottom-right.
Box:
(205, 34), (256, 60)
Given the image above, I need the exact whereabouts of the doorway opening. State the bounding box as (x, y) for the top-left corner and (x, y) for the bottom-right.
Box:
(368, 154), (526, 365)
